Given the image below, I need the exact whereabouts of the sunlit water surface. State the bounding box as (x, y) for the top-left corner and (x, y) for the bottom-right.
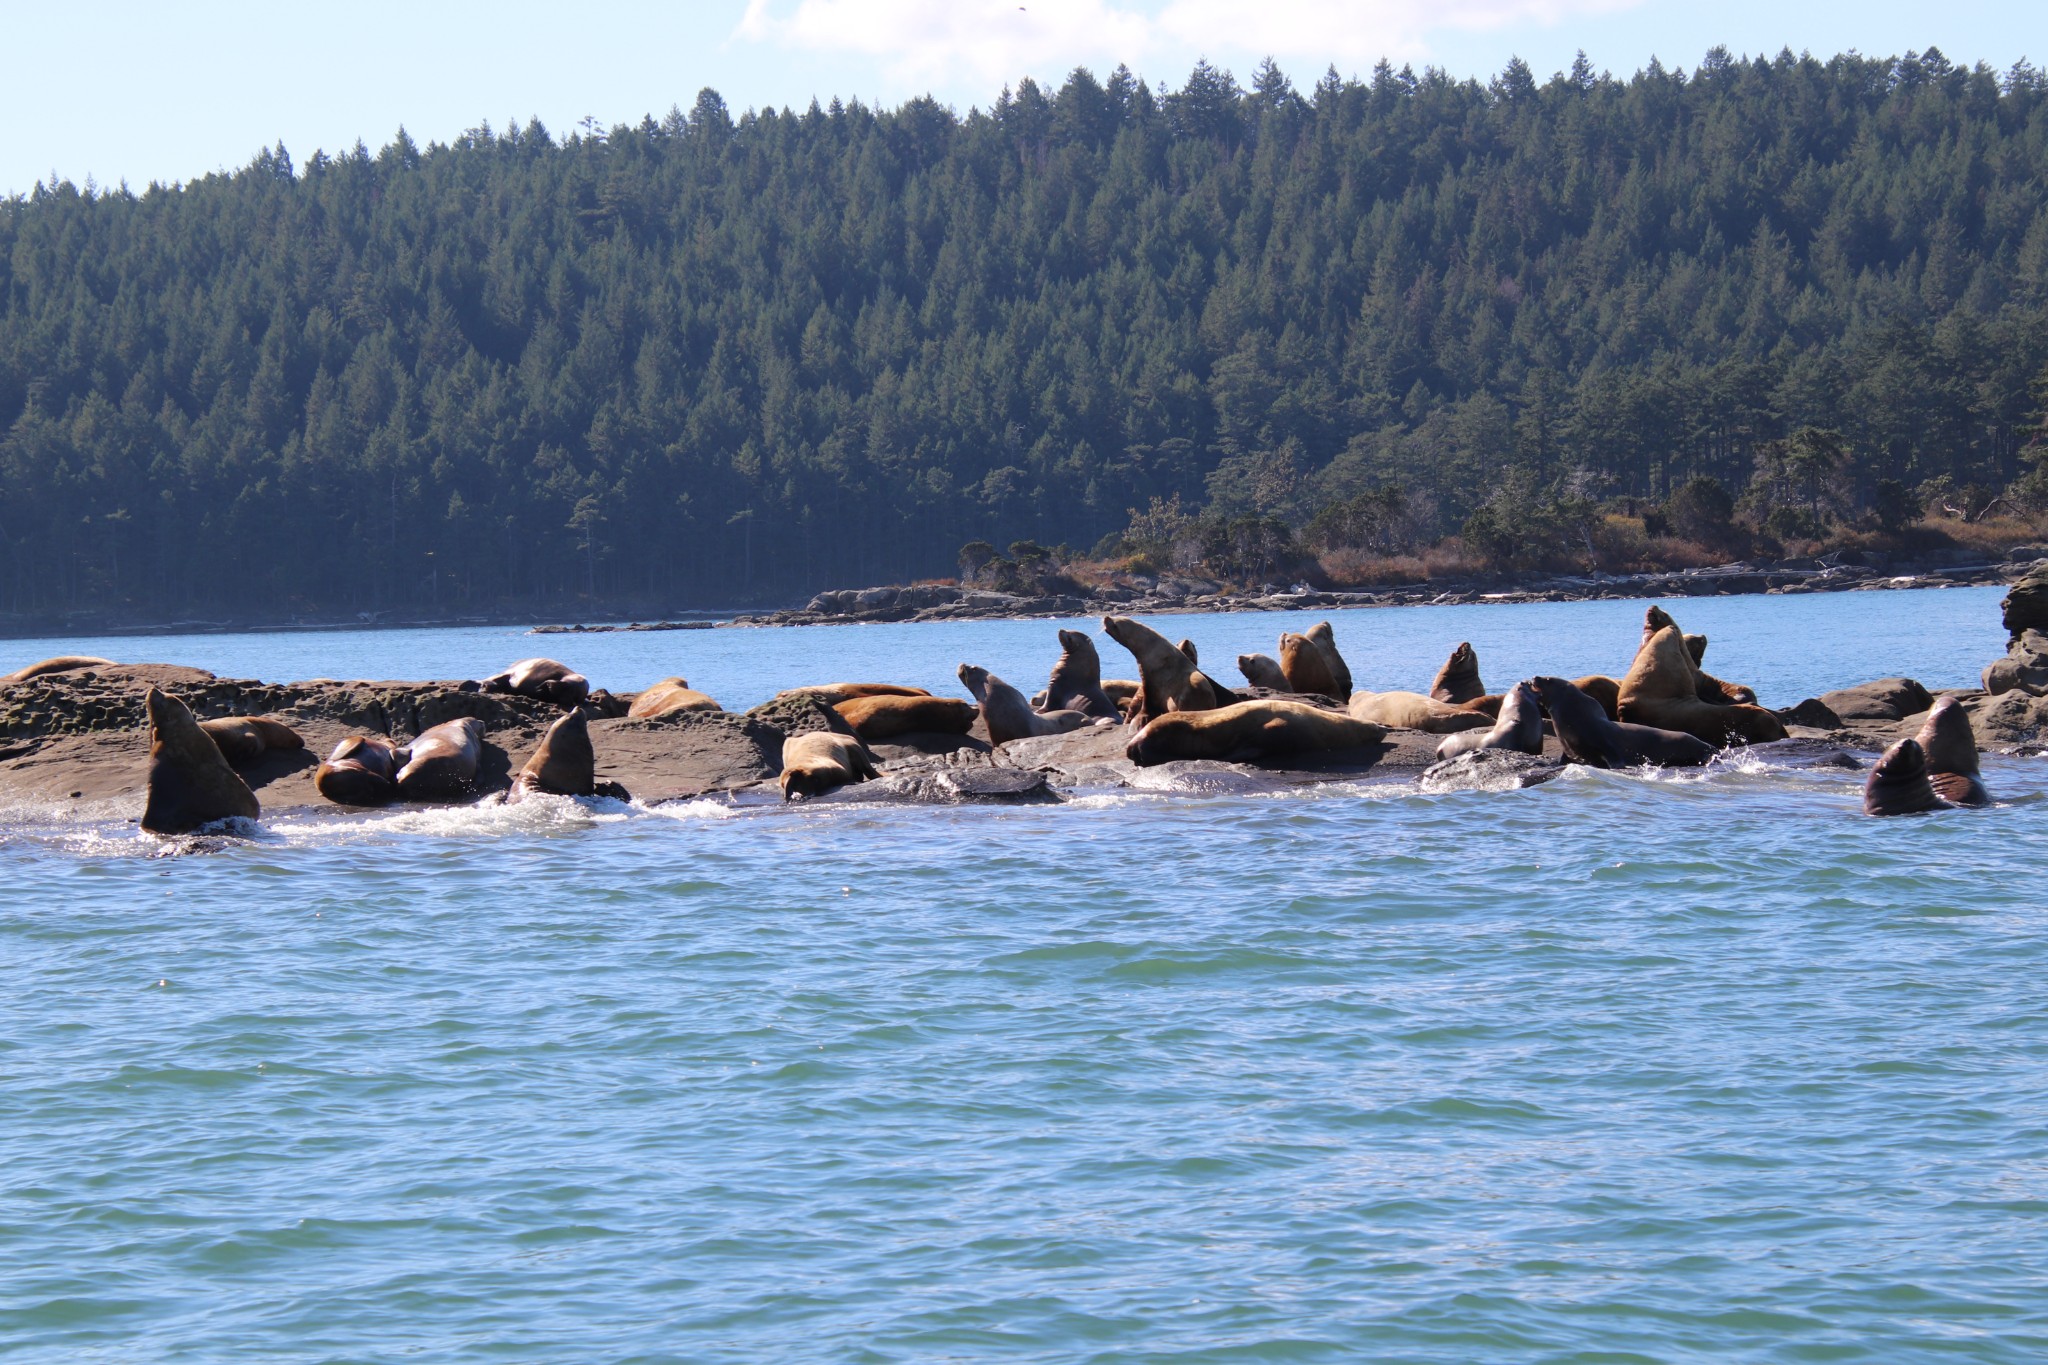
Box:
(5, 587), (2046, 1363)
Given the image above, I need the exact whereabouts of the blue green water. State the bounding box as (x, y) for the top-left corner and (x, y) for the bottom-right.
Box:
(6, 588), (2047, 1363)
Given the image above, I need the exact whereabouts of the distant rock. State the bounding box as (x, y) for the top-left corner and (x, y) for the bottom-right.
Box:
(2001, 565), (2048, 639)
(1818, 678), (1934, 722)
(1982, 628), (2048, 696)
(1774, 697), (1845, 730)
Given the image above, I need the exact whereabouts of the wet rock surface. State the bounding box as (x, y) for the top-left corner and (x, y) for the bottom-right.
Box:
(1419, 749), (1567, 792)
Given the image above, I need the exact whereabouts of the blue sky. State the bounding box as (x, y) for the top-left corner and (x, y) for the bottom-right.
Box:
(2, 0), (2037, 197)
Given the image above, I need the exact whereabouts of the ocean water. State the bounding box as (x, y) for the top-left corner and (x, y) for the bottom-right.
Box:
(5, 586), (2047, 1363)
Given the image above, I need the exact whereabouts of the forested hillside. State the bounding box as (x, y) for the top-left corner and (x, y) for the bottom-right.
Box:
(4, 47), (2048, 618)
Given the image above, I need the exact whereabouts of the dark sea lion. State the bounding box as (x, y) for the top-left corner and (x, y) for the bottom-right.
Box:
(396, 717), (486, 800)
(1683, 632), (1759, 706)
(1126, 699), (1387, 767)
(1238, 653), (1292, 691)
(1176, 639), (1200, 664)
(315, 735), (403, 806)
(1434, 680), (1543, 760)
(1618, 626), (1785, 745)
(1347, 690), (1492, 734)
(1278, 631), (1343, 700)
(1532, 676), (1713, 769)
(483, 658), (590, 708)
(3, 655), (116, 682)
(1305, 621), (1354, 697)
(1101, 616), (1235, 722)
(1915, 696), (1989, 806)
(141, 687), (260, 834)
(198, 716), (304, 766)
(514, 710), (595, 797)
(1042, 629), (1121, 719)
(958, 664), (1090, 745)
(773, 683), (932, 706)
(780, 731), (880, 800)
(833, 694), (978, 740)
(628, 678), (722, 718)
(1430, 642), (1485, 705)
(1863, 737), (1952, 816)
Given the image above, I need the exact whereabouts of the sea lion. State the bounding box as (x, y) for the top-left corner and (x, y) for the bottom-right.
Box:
(958, 664), (1090, 745)
(483, 658), (590, 708)
(1531, 676), (1713, 769)
(1682, 633), (1759, 706)
(1238, 653), (1292, 691)
(315, 735), (403, 806)
(1618, 626), (1785, 745)
(514, 710), (595, 797)
(1915, 696), (1989, 806)
(141, 687), (260, 834)
(1102, 679), (1141, 707)
(1430, 642), (1485, 705)
(1572, 675), (1622, 722)
(1863, 737), (1952, 816)
(833, 694), (978, 740)
(1176, 639), (1199, 664)
(1305, 621), (1354, 697)
(1278, 632), (1343, 701)
(395, 717), (486, 800)
(1346, 690), (1492, 734)
(1042, 629), (1121, 719)
(780, 731), (880, 800)
(772, 683), (932, 706)
(1434, 680), (1543, 760)
(1126, 699), (1387, 767)
(1101, 616), (1235, 722)
(3, 655), (115, 682)
(628, 678), (722, 718)
(198, 716), (304, 766)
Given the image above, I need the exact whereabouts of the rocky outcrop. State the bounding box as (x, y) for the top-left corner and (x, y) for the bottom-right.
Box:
(1818, 678), (1935, 722)
(2001, 565), (2048, 639)
(1982, 628), (2048, 696)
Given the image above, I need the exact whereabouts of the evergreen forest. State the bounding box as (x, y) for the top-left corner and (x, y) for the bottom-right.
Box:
(5, 46), (2048, 619)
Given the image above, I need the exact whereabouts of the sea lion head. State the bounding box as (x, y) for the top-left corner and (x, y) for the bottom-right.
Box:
(1864, 736), (1948, 816)
(1915, 696), (1980, 778)
(1683, 633), (1709, 665)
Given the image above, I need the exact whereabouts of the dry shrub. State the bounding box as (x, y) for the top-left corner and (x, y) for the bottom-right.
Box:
(1318, 548), (1428, 586)
(1935, 514), (2045, 553)
(1421, 540), (1488, 578)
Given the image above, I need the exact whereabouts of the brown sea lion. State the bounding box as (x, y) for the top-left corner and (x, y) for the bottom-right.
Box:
(1532, 676), (1713, 769)
(198, 716), (304, 766)
(396, 717), (486, 800)
(514, 710), (595, 797)
(1042, 629), (1121, 719)
(773, 683), (932, 706)
(1176, 639), (1199, 664)
(1238, 653), (1292, 691)
(315, 735), (403, 807)
(1101, 616), (1235, 722)
(1572, 675), (1622, 722)
(958, 664), (1090, 745)
(1682, 633), (1759, 706)
(1347, 690), (1493, 734)
(1863, 737), (1952, 816)
(628, 678), (722, 718)
(1434, 681), (1543, 760)
(1304, 621), (1354, 697)
(780, 731), (880, 800)
(141, 687), (260, 834)
(483, 658), (590, 708)
(3, 655), (116, 682)
(1278, 632), (1343, 701)
(1915, 696), (1989, 807)
(1618, 626), (1785, 745)
(1126, 699), (1387, 767)
(1430, 642), (1485, 706)
(834, 694), (978, 741)
(1102, 679), (1141, 707)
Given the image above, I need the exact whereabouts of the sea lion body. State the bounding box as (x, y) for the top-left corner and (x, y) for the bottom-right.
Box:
(315, 735), (403, 807)
(959, 664), (1090, 745)
(141, 687), (260, 834)
(1347, 690), (1492, 734)
(1618, 626), (1785, 745)
(1126, 700), (1387, 767)
(1434, 681), (1543, 760)
(1304, 621), (1354, 697)
(514, 710), (595, 797)
(1278, 632), (1342, 701)
(198, 716), (304, 766)
(1572, 675), (1621, 721)
(1102, 679), (1141, 707)
(780, 731), (880, 800)
(1915, 696), (1989, 806)
(774, 683), (932, 706)
(484, 658), (590, 709)
(1237, 653), (1291, 691)
(1042, 629), (1121, 719)
(1863, 737), (1953, 816)
(1683, 632), (1759, 706)
(1532, 676), (1713, 769)
(628, 678), (722, 718)
(396, 717), (486, 800)
(1430, 642), (1485, 705)
(3, 655), (116, 682)
(1101, 616), (1235, 722)
(833, 694), (978, 740)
